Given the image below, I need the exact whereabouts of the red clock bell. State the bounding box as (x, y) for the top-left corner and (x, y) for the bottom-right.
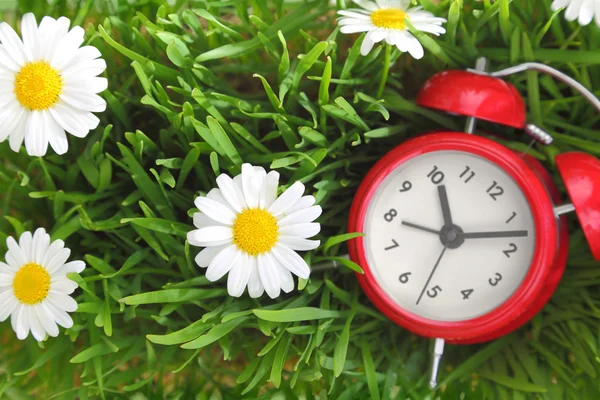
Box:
(347, 58), (600, 388)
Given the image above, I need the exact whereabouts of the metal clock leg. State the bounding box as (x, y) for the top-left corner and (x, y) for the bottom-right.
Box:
(429, 338), (445, 389)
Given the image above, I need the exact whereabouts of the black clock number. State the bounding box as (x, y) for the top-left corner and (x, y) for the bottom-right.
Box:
(486, 181), (504, 201)
(489, 273), (503, 286)
(461, 289), (474, 300)
(384, 239), (399, 251)
(384, 209), (397, 222)
(460, 166), (476, 183)
(427, 166), (445, 184)
(427, 285), (442, 298)
(399, 180), (412, 192)
(506, 212), (517, 224)
(503, 243), (517, 258)
(398, 272), (411, 284)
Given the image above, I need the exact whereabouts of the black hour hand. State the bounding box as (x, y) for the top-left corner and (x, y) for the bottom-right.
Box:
(438, 185), (453, 227)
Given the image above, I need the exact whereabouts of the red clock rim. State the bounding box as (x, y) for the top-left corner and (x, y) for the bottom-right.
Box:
(348, 132), (557, 342)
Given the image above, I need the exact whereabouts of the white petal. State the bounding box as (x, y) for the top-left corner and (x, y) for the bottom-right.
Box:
(400, 31), (424, 59)
(337, 10), (372, 19)
(56, 260), (85, 275)
(412, 22), (446, 36)
(58, 46), (102, 73)
(50, 26), (85, 70)
(192, 212), (224, 229)
(360, 34), (375, 56)
(565, 0), (583, 21)
(578, 0), (594, 25)
(271, 244), (311, 279)
(216, 174), (247, 213)
(279, 236), (320, 251)
(187, 226), (233, 247)
(48, 291), (77, 312)
(206, 188), (231, 209)
(45, 300), (73, 328)
(61, 58), (106, 80)
(76, 111), (100, 130)
(286, 196), (316, 215)
(59, 90), (106, 113)
(0, 103), (24, 143)
(269, 181), (305, 217)
(20, 13), (39, 61)
(25, 110), (49, 157)
(6, 236), (27, 267)
(194, 244), (228, 268)
(227, 253), (251, 297)
(596, 1), (600, 27)
(18, 231), (33, 262)
(36, 304), (59, 337)
(279, 223), (321, 239)
(62, 76), (108, 94)
(247, 257), (264, 298)
(44, 110), (69, 155)
(275, 260), (295, 293)
(31, 228), (50, 265)
(0, 44), (21, 71)
(49, 102), (91, 138)
(0, 273), (12, 286)
(0, 261), (16, 273)
(41, 239), (64, 268)
(369, 29), (389, 44)
(46, 248), (70, 275)
(259, 171), (280, 209)
(28, 307), (46, 341)
(0, 289), (14, 305)
(0, 297), (17, 321)
(241, 163), (261, 208)
(194, 197), (236, 225)
(13, 305), (30, 340)
(552, 0), (571, 10)
(340, 24), (373, 34)
(352, 0), (379, 11)
(278, 206), (322, 226)
(39, 17), (70, 61)
(8, 111), (28, 153)
(0, 22), (26, 66)
(205, 245), (240, 281)
(257, 253), (281, 299)
(51, 277), (78, 294)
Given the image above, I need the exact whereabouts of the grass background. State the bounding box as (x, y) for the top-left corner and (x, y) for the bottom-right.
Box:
(1, 0), (600, 398)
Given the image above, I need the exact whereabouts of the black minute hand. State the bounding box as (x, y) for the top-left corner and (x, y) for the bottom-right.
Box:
(462, 230), (529, 239)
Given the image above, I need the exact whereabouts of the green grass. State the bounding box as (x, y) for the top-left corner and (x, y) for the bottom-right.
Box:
(1, 0), (600, 398)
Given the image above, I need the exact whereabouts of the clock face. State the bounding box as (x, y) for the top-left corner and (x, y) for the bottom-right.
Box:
(363, 150), (536, 322)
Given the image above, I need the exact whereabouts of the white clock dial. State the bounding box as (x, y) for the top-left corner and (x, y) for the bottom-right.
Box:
(363, 150), (536, 322)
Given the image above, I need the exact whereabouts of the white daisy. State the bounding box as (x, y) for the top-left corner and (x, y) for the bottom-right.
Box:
(0, 13), (107, 156)
(187, 164), (322, 299)
(552, 0), (600, 27)
(0, 228), (85, 341)
(337, 0), (447, 59)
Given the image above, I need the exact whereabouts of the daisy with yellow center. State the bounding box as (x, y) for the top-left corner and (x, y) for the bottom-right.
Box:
(0, 228), (85, 341)
(187, 164), (322, 299)
(337, 0), (447, 59)
(0, 13), (107, 156)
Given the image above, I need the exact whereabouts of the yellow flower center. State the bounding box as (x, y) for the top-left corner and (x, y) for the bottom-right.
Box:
(371, 8), (407, 30)
(14, 61), (63, 110)
(233, 208), (279, 256)
(13, 263), (51, 305)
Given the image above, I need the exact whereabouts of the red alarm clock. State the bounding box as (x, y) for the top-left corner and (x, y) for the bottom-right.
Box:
(347, 58), (600, 387)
